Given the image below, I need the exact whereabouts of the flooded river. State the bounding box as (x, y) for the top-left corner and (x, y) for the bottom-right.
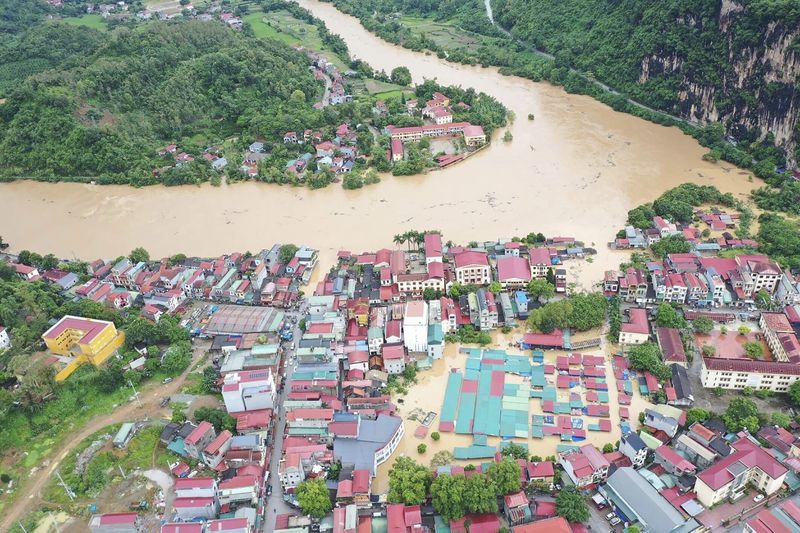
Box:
(0, 0), (755, 288)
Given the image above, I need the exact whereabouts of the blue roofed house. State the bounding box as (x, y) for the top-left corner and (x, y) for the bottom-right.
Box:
(333, 414), (404, 474)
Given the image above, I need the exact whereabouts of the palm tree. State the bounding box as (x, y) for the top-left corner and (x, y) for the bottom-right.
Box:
(393, 234), (406, 250)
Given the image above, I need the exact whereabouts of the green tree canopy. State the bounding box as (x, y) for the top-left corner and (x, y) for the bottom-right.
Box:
(527, 278), (555, 301)
(486, 457), (521, 495)
(296, 478), (332, 518)
(692, 316), (714, 334)
(556, 486), (589, 523)
(628, 342), (670, 381)
(387, 457), (432, 505)
(722, 397), (761, 433)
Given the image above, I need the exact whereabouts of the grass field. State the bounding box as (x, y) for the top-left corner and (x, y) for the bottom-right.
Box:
(400, 16), (482, 50)
(60, 14), (108, 31)
(244, 9), (349, 71)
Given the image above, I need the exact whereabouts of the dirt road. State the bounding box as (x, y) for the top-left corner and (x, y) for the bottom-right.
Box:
(1, 344), (209, 532)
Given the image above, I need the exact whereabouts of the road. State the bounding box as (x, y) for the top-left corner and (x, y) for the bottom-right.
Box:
(1, 341), (211, 532)
(264, 303), (306, 531)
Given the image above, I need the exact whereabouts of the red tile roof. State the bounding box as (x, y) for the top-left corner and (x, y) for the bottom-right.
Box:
(497, 256), (532, 281)
(184, 421), (214, 446)
(453, 250), (489, 268)
(621, 308), (649, 335)
(697, 435), (787, 490)
(657, 327), (686, 363)
(703, 357), (800, 375)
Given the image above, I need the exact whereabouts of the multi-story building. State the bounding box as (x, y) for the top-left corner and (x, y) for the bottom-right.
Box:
(559, 445), (610, 488)
(618, 268), (648, 303)
(382, 343), (406, 374)
(654, 272), (688, 303)
(184, 422), (216, 460)
(619, 433), (648, 468)
(496, 256), (531, 289)
(221, 369), (277, 413)
(694, 435), (787, 507)
(700, 357), (800, 392)
(529, 248), (553, 278)
(403, 300), (429, 353)
(453, 251), (491, 285)
(760, 312), (800, 363)
(619, 308), (649, 345)
(333, 414), (405, 475)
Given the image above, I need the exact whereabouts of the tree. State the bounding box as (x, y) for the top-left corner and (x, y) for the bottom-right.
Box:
(417, 443), (427, 454)
(128, 247), (150, 263)
(686, 408), (710, 426)
(390, 66), (412, 86)
(487, 458), (521, 495)
(723, 397), (760, 433)
(602, 443), (615, 453)
(422, 288), (442, 300)
(789, 381), (800, 407)
(388, 457), (432, 505)
(279, 244), (299, 264)
(772, 412), (791, 429)
(162, 342), (192, 374)
(431, 474), (466, 521)
(546, 268), (556, 285)
(738, 325), (751, 335)
(567, 292), (606, 331)
(744, 341), (763, 359)
(296, 479), (332, 519)
(527, 279), (555, 302)
(693, 316), (714, 334)
(503, 130), (513, 142)
(650, 235), (691, 258)
(431, 432), (440, 441)
(500, 442), (528, 460)
(201, 366), (220, 393)
(556, 486), (589, 523)
(430, 450), (454, 468)
(702, 345), (715, 356)
(463, 473), (498, 514)
(655, 304), (685, 329)
(487, 281), (502, 294)
(194, 406), (236, 432)
(628, 342), (670, 381)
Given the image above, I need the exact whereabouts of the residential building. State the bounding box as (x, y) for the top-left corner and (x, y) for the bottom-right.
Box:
(42, 315), (125, 362)
(453, 251), (491, 285)
(403, 300), (429, 353)
(218, 475), (259, 506)
(619, 308), (649, 345)
(694, 434), (787, 507)
(600, 467), (699, 533)
(504, 490), (533, 526)
(512, 517), (572, 533)
(656, 327), (687, 366)
(173, 497), (218, 521)
(619, 432), (648, 468)
(184, 423), (216, 460)
(221, 369), (277, 413)
(618, 268), (648, 303)
(744, 500), (800, 532)
(89, 513), (142, 533)
(643, 408), (679, 438)
(654, 444), (696, 476)
(529, 248), (553, 279)
(673, 434), (717, 469)
(700, 357), (800, 392)
(427, 323), (444, 360)
(382, 343), (406, 375)
(202, 430), (233, 468)
(174, 477), (218, 499)
(559, 444), (610, 488)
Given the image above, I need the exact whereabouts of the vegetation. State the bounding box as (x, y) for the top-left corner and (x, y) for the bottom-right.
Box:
(756, 213), (800, 271)
(743, 341), (764, 359)
(486, 457), (521, 495)
(686, 408), (710, 426)
(527, 278), (555, 302)
(445, 324), (491, 345)
(627, 342), (670, 381)
(387, 456), (432, 505)
(556, 486), (589, 523)
(526, 292), (606, 333)
(500, 442), (528, 460)
(431, 472), (498, 521)
(296, 478), (332, 518)
(417, 443), (427, 454)
(650, 235), (691, 259)
(693, 316), (714, 334)
(722, 397), (761, 433)
(655, 304), (686, 330)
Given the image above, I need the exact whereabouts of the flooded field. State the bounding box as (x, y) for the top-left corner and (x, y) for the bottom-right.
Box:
(0, 0), (758, 290)
(372, 329), (653, 493)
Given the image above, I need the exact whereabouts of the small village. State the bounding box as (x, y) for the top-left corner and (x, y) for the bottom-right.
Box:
(2, 211), (800, 533)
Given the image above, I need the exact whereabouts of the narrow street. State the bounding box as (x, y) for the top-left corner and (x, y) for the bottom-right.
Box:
(264, 302), (307, 531)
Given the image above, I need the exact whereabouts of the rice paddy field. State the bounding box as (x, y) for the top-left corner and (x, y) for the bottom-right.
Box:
(400, 17), (483, 51)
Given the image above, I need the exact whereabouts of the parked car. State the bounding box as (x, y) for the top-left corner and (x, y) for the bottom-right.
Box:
(162, 377), (173, 384)
(610, 516), (621, 526)
(605, 512), (616, 521)
(754, 493), (765, 503)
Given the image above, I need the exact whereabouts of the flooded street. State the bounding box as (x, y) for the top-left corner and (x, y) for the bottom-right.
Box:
(0, 0), (757, 288)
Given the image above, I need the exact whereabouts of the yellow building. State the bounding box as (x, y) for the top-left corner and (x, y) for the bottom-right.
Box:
(42, 315), (125, 381)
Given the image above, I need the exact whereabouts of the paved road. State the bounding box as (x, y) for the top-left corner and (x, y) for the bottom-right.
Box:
(2, 341), (211, 532)
(264, 303), (306, 531)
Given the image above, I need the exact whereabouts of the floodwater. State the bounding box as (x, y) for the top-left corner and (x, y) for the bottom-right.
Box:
(372, 327), (653, 493)
(0, 0), (757, 289)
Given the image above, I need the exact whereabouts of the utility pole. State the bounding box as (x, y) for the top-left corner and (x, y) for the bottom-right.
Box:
(54, 471), (75, 502)
(118, 465), (127, 479)
(16, 521), (27, 533)
(128, 379), (142, 407)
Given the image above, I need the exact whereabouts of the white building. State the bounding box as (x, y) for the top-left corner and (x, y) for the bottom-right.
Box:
(700, 357), (800, 392)
(382, 344), (405, 375)
(403, 300), (429, 353)
(221, 369), (276, 413)
(453, 251), (491, 285)
(0, 326), (10, 350)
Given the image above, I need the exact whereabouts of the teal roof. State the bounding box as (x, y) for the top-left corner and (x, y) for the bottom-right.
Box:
(427, 323), (444, 344)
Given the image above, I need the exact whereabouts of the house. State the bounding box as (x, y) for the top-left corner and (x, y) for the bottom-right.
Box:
(619, 308), (649, 344)
(221, 369), (277, 413)
(643, 408), (679, 438)
(559, 444), (610, 488)
(427, 323), (444, 359)
(529, 248), (553, 278)
(504, 490), (532, 526)
(425, 233), (443, 263)
(283, 132), (298, 144)
(512, 517), (572, 533)
(601, 467), (699, 533)
(207, 518), (250, 533)
(382, 343), (405, 374)
(669, 364), (694, 406)
(619, 432), (648, 468)
(497, 256), (532, 289)
(526, 461), (555, 485)
(453, 251), (491, 285)
(202, 430), (233, 468)
(390, 138), (404, 162)
(744, 500), (800, 533)
(173, 497), (218, 521)
(463, 124), (486, 146)
(694, 434), (787, 507)
(249, 141), (264, 153)
(673, 434), (717, 469)
(0, 326), (11, 350)
(89, 513), (142, 533)
(161, 524), (203, 533)
(218, 475), (259, 506)
(654, 444), (696, 476)
(184, 421), (216, 459)
(174, 477), (218, 499)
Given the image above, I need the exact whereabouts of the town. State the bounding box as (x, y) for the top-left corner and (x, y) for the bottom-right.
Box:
(2, 214), (800, 533)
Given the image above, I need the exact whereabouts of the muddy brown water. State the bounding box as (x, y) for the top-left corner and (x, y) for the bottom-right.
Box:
(0, 0), (756, 290)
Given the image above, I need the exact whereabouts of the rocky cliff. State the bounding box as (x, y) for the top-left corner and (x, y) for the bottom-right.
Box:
(492, 0), (800, 165)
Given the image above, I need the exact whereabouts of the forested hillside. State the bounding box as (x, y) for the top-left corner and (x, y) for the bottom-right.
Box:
(0, 20), (326, 183)
(491, 0), (800, 166)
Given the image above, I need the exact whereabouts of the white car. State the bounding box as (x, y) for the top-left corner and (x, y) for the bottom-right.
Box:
(753, 493), (765, 503)
(609, 517), (621, 526)
(605, 512), (616, 521)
